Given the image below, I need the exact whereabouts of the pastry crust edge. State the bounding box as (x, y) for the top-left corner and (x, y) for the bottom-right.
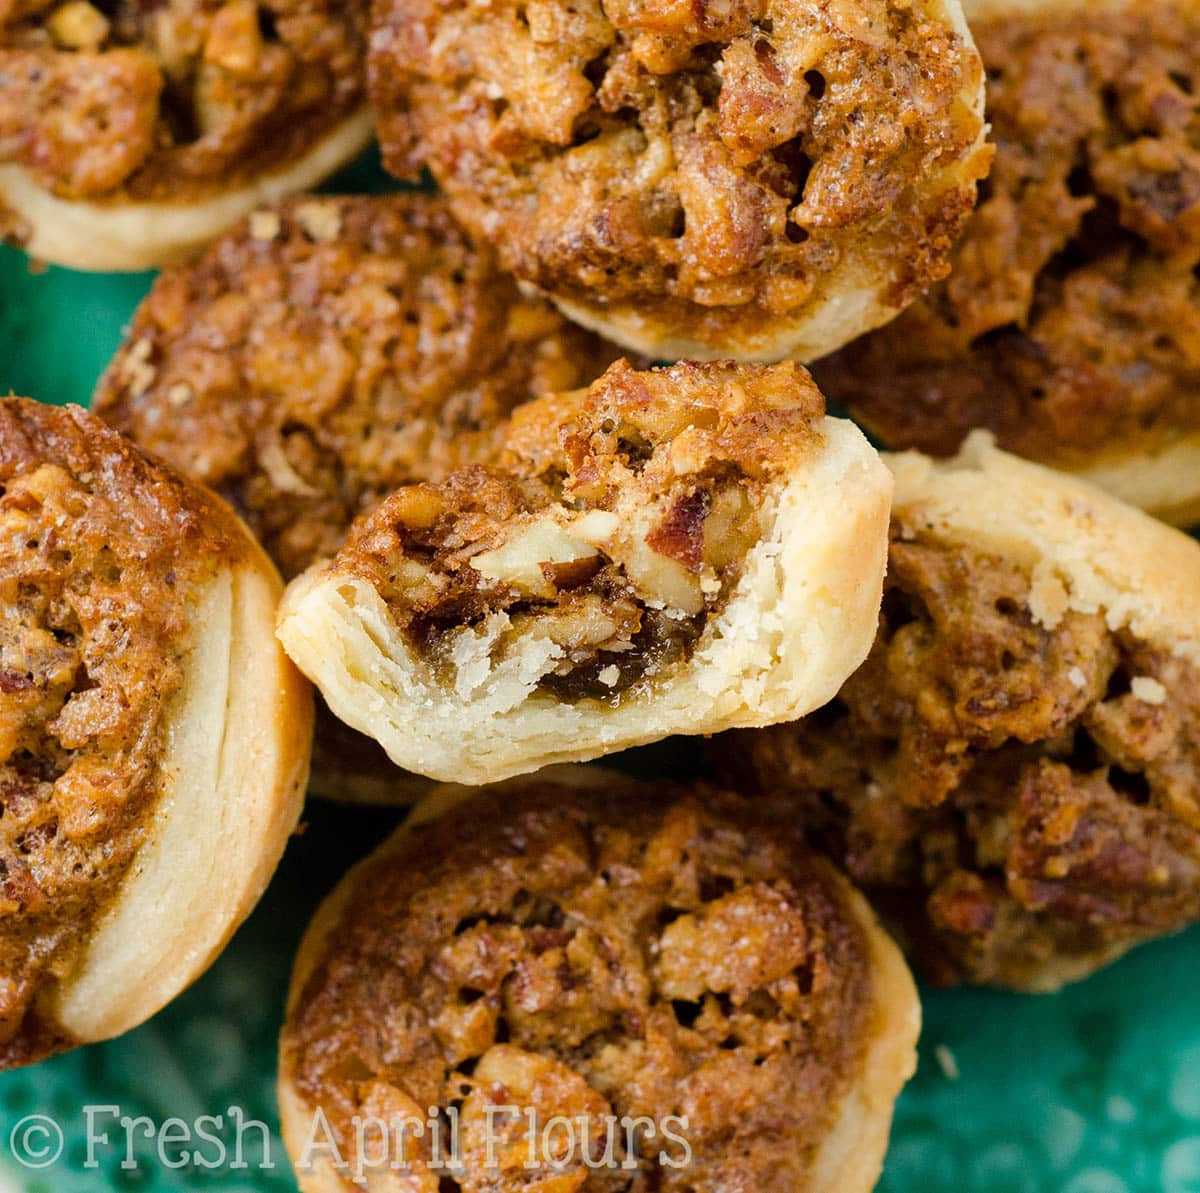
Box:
(886, 433), (1200, 668)
(1069, 434), (1200, 530)
(51, 513), (313, 1043)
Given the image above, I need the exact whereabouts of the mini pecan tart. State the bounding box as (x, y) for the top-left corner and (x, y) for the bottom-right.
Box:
(277, 768), (920, 1193)
(276, 359), (891, 783)
(370, 0), (989, 361)
(0, 0), (371, 270)
(816, 0), (1200, 527)
(719, 435), (1200, 991)
(0, 398), (311, 1067)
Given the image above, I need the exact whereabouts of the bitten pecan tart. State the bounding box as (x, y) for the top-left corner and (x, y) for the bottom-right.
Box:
(370, 0), (990, 361)
(0, 0), (371, 269)
(718, 436), (1200, 991)
(276, 359), (892, 783)
(0, 398), (311, 1068)
(95, 192), (622, 802)
(815, 0), (1200, 526)
(277, 768), (919, 1193)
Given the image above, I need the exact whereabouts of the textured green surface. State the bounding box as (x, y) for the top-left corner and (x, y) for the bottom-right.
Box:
(0, 155), (1198, 1193)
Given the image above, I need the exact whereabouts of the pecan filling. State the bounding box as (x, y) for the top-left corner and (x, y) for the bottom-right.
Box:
(723, 532), (1200, 987)
(94, 195), (621, 581)
(373, 0), (983, 334)
(816, 3), (1200, 467)
(284, 782), (872, 1191)
(333, 360), (824, 705)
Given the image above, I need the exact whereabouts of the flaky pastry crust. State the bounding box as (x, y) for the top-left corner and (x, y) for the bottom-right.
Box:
(0, 112), (373, 271)
(277, 360), (891, 783)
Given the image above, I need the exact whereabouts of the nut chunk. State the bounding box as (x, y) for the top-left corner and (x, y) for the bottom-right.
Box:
(95, 194), (620, 583)
(95, 192), (620, 806)
(277, 359), (891, 783)
(814, 0), (1200, 525)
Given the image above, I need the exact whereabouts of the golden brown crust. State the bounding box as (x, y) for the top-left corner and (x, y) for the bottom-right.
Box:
(814, 0), (1200, 519)
(277, 360), (892, 783)
(886, 440), (1200, 662)
(0, 398), (310, 1065)
(1075, 436), (1200, 529)
(54, 544), (312, 1042)
(278, 769), (919, 1193)
(717, 443), (1200, 990)
(95, 194), (624, 582)
(370, 0), (988, 360)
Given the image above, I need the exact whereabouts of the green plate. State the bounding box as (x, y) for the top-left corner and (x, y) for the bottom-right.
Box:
(1, 155), (1198, 1193)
